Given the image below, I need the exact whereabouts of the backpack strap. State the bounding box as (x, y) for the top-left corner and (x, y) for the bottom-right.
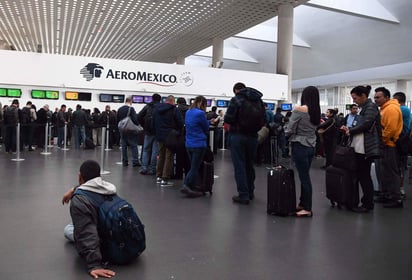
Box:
(73, 188), (110, 207)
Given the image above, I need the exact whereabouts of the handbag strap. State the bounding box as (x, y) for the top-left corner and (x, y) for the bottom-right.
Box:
(126, 106), (132, 117)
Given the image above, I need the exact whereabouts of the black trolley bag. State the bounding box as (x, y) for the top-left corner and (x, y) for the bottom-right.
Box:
(196, 147), (214, 195)
(267, 136), (296, 216)
(325, 165), (358, 209)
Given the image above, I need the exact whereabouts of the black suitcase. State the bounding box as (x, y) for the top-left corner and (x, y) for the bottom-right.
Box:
(85, 137), (95, 149)
(267, 136), (296, 216)
(197, 161), (213, 195)
(325, 165), (358, 208)
(267, 167), (296, 216)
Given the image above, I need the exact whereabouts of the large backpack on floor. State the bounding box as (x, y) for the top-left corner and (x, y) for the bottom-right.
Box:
(74, 189), (146, 264)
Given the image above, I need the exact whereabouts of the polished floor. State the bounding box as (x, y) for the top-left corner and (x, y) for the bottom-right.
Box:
(0, 145), (411, 280)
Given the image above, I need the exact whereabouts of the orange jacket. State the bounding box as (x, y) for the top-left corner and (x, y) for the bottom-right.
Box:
(380, 99), (403, 147)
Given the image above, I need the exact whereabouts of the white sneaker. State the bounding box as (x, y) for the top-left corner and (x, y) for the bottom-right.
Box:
(156, 177), (162, 184)
(160, 180), (174, 187)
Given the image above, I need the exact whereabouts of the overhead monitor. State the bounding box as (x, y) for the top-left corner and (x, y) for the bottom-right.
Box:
(78, 92), (92, 101)
(267, 103), (275, 110)
(31, 90), (46, 99)
(216, 100), (229, 108)
(161, 96), (167, 103)
(190, 98), (195, 104)
(206, 99), (212, 107)
(7, 88), (22, 97)
(132, 95), (144, 103)
(281, 103), (293, 111)
(65, 91), (79, 100)
(143, 96), (152, 103)
(46, 90), (59, 99)
(0, 88), (6, 97)
(99, 94), (112, 102)
(112, 94), (125, 103)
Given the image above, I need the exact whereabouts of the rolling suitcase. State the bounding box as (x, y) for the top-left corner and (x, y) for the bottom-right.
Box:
(267, 136), (296, 216)
(325, 165), (358, 208)
(200, 161), (214, 195)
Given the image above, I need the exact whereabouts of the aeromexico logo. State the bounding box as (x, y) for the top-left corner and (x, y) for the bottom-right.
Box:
(80, 63), (194, 87)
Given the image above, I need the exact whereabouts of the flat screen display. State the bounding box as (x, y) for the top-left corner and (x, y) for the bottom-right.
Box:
(65, 91), (78, 100)
(7, 88), (22, 97)
(46, 90), (59, 99)
(0, 88), (6, 97)
(78, 92), (92, 101)
(267, 103), (275, 110)
(162, 96), (167, 103)
(281, 103), (293, 111)
(99, 94), (112, 102)
(216, 100), (229, 108)
(132, 95), (144, 103)
(32, 90), (46, 99)
(143, 96), (152, 103)
(112, 95), (125, 103)
(206, 99), (212, 107)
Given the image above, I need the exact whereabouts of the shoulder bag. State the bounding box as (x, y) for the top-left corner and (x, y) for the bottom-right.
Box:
(118, 107), (144, 134)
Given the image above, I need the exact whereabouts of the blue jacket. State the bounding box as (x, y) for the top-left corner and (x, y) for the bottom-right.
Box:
(153, 103), (184, 142)
(185, 108), (209, 148)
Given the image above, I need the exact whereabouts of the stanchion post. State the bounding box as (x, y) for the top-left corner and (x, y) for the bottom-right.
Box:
(209, 129), (214, 151)
(105, 123), (111, 151)
(11, 123), (24, 162)
(48, 124), (53, 148)
(41, 123), (51, 155)
(61, 124), (69, 151)
(100, 127), (110, 174)
(220, 128), (227, 150)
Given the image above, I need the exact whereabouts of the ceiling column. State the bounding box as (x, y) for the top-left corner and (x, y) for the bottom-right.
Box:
(396, 79), (411, 100)
(176, 56), (185, 65)
(212, 38), (224, 68)
(276, 4), (294, 101)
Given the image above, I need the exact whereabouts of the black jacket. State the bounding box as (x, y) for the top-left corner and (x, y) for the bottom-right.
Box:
(349, 98), (382, 160)
(153, 103), (183, 142)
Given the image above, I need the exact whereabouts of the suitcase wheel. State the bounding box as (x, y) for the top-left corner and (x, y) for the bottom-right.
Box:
(330, 200), (336, 208)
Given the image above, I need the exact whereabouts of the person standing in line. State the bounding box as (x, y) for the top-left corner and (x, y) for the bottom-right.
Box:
(117, 97), (140, 167)
(373, 87), (403, 208)
(174, 97), (191, 179)
(317, 108), (338, 169)
(285, 86), (321, 217)
(344, 104), (359, 128)
(137, 93), (161, 175)
(72, 104), (88, 149)
(224, 82), (266, 205)
(3, 99), (20, 153)
(153, 95), (184, 187)
(340, 85), (382, 213)
(56, 104), (68, 148)
(180, 96), (209, 198)
(392, 91), (411, 199)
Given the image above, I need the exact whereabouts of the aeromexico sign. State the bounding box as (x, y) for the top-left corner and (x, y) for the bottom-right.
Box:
(80, 63), (193, 87)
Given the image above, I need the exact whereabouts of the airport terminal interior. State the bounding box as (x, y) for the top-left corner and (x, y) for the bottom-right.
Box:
(1, 0), (412, 279)
(0, 146), (412, 280)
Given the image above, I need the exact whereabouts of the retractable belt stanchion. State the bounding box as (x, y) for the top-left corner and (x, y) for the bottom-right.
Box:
(11, 123), (24, 162)
(116, 142), (123, 165)
(105, 125), (111, 151)
(100, 127), (110, 174)
(209, 129), (214, 151)
(220, 128), (227, 150)
(61, 124), (69, 151)
(41, 123), (51, 155)
(48, 124), (53, 148)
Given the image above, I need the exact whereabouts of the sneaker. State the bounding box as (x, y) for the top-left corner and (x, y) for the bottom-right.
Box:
(156, 177), (162, 184)
(139, 169), (147, 175)
(160, 180), (174, 187)
(232, 195), (250, 205)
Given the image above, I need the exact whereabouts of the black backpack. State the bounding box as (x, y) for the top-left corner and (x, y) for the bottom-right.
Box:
(20, 107), (31, 124)
(74, 189), (146, 264)
(143, 103), (155, 134)
(237, 95), (265, 135)
(4, 106), (18, 125)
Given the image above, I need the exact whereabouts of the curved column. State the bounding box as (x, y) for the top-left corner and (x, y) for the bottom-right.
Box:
(212, 37), (224, 68)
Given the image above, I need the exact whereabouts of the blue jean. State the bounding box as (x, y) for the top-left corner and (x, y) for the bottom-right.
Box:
(73, 125), (86, 149)
(121, 133), (139, 165)
(291, 142), (315, 211)
(58, 126), (65, 147)
(141, 134), (159, 173)
(230, 133), (258, 200)
(184, 147), (206, 188)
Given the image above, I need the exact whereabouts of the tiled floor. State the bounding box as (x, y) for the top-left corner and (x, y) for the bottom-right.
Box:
(0, 146), (411, 280)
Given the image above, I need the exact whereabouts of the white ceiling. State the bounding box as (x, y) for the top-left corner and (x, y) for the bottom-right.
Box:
(0, 0), (411, 89)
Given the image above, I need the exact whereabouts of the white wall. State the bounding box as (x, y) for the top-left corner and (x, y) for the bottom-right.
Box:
(0, 50), (288, 111)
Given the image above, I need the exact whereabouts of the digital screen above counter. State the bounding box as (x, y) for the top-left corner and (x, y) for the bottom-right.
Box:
(281, 103), (293, 111)
(216, 100), (229, 108)
(99, 94), (125, 103)
(132, 95), (144, 103)
(31, 90), (59, 99)
(65, 91), (91, 101)
(0, 88), (22, 97)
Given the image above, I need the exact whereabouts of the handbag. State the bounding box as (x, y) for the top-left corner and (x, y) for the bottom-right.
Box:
(350, 133), (365, 154)
(332, 137), (357, 171)
(317, 119), (335, 142)
(118, 107), (144, 134)
(164, 129), (184, 152)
